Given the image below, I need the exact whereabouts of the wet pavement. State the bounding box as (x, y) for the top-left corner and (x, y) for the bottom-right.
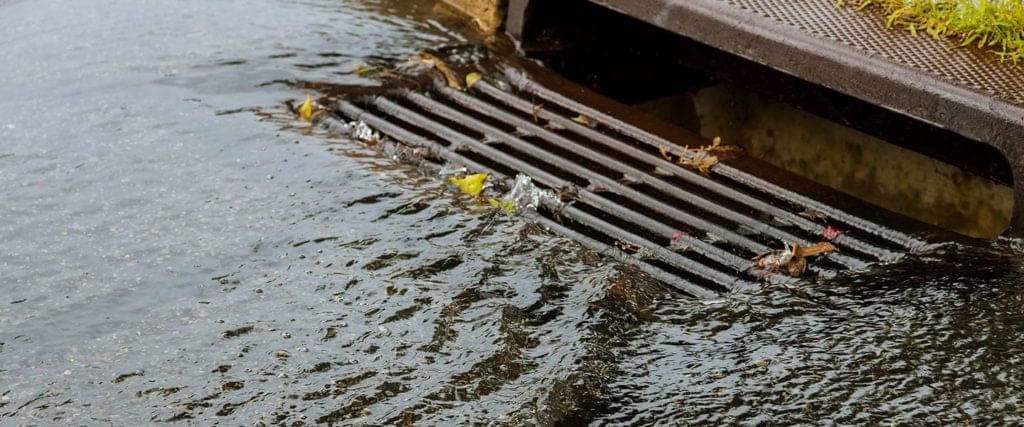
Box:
(3, 0), (1024, 425)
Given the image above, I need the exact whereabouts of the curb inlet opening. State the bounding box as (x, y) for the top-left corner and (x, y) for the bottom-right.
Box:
(519, 0), (1014, 239)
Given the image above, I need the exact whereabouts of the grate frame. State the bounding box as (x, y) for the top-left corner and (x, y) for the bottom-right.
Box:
(330, 65), (939, 298)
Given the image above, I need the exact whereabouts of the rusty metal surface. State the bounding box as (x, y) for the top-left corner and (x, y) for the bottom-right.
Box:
(331, 65), (935, 297)
(585, 0), (1024, 234)
(727, 0), (1024, 106)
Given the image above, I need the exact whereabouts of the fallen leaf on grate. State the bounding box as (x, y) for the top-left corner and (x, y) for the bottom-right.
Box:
(664, 137), (743, 175)
(449, 173), (489, 197)
(411, 52), (461, 89)
(753, 241), (837, 277)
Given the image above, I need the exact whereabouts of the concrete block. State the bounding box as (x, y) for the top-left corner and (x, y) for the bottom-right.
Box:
(439, 0), (506, 33)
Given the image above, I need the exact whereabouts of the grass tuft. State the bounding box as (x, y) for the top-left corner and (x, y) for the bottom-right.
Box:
(842, 0), (1024, 63)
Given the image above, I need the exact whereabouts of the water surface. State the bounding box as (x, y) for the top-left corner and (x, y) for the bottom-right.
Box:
(2, 0), (1024, 425)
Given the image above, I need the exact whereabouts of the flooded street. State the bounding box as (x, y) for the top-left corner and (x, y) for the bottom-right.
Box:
(3, 0), (1024, 424)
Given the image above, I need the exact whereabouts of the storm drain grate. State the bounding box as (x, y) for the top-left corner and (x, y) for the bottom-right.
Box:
(331, 66), (929, 298)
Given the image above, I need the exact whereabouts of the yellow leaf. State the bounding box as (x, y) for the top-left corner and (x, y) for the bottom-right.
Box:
(353, 64), (376, 76)
(488, 198), (516, 213)
(449, 173), (488, 197)
(465, 72), (482, 89)
(298, 94), (313, 122)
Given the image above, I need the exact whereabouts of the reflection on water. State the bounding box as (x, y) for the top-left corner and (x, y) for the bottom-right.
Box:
(2, 0), (1024, 425)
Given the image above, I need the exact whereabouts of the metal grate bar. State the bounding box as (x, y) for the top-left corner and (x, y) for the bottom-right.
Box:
(367, 95), (836, 280)
(546, 200), (757, 292)
(468, 80), (903, 262)
(334, 101), (716, 297)
(502, 67), (927, 250)
(399, 92), (776, 256)
(405, 90), (871, 271)
(522, 210), (719, 298)
(432, 84), (873, 269)
(348, 99), (759, 292)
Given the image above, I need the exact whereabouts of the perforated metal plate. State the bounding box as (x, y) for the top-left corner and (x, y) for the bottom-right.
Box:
(725, 0), (1024, 105)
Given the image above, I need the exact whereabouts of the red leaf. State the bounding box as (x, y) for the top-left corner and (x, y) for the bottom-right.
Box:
(669, 231), (688, 246)
(822, 225), (844, 241)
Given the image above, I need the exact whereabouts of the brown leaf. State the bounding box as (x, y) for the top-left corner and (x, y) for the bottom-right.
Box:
(572, 115), (595, 127)
(659, 145), (673, 161)
(787, 255), (808, 277)
(794, 242), (838, 258)
(754, 244), (794, 269)
(413, 53), (461, 89)
(706, 136), (744, 159)
(754, 241), (835, 278)
(798, 209), (828, 220)
(668, 139), (734, 175)
(532, 103), (544, 123)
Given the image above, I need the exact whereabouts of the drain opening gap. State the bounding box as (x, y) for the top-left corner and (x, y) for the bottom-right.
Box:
(367, 99), (600, 190)
(640, 172), (823, 241)
(389, 98), (619, 189)
(473, 81), (703, 175)
(346, 103), (525, 180)
(571, 194), (756, 262)
(592, 183), (780, 251)
(534, 209), (733, 293)
(516, 134), (627, 180)
(388, 96), (491, 142)
(415, 90), (634, 182)
(704, 172), (922, 253)
(456, 87), (670, 174)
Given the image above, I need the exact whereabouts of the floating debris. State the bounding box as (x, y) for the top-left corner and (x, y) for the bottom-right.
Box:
(571, 114), (596, 127)
(465, 72), (482, 89)
(410, 52), (461, 89)
(352, 63), (397, 79)
(487, 198), (516, 213)
(679, 147), (718, 175)
(822, 225), (844, 241)
(797, 242), (838, 257)
(659, 145), (673, 162)
(798, 209), (828, 221)
(532, 103), (545, 123)
(349, 120), (379, 142)
(660, 136), (742, 175)
(449, 173), (489, 197)
(353, 64), (378, 76)
(505, 173), (553, 210)
(323, 119), (380, 143)
(484, 174), (555, 213)
(669, 231), (688, 247)
(298, 94), (314, 121)
(753, 241), (838, 277)
(754, 243), (795, 274)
